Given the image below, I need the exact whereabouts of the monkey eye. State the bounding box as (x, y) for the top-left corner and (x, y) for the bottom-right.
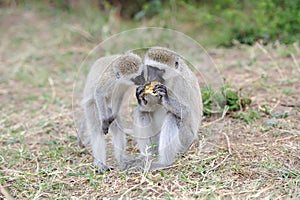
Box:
(116, 72), (120, 79)
(175, 61), (179, 69)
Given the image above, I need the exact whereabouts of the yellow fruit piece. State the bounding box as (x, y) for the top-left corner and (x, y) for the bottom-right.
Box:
(143, 81), (161, 96)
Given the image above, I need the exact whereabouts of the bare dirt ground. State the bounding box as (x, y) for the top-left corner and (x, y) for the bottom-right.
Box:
(0, 8), (299, 199)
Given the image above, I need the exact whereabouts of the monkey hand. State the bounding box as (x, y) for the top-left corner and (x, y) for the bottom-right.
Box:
(102, 115), (115, 135)
(153, 83), (168, 101)
(136, 85), (148, 105)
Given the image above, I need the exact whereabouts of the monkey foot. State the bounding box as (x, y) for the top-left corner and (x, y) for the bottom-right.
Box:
(93, 160), (114, 173)
(96, 165), (114, 174)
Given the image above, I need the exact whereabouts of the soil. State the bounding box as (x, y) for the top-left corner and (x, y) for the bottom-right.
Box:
(0, 8), (299, 199)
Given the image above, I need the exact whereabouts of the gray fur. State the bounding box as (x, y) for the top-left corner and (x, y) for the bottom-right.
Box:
(133, 47), (203, 170)
(78, 53), (144, 172)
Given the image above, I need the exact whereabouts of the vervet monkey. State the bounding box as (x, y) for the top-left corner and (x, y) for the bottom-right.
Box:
(79, 52), (145, 172)
(133, 47), (203, 170)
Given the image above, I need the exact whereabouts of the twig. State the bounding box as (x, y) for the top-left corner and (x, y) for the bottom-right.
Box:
(206, 131), (232, 172)
(65, 24), (93, 41)
(290, 53), (300, 73)
(202, 106), (229, 128)
(48, 76), (56, 104)
(274, 135), (298, 143)
(222, 132), (232, 155)
(256, 42), (284, 80)
(293, 42), (300, 53)
(280, 103), (300, 108)
(0, 184), (14, 200)
(119, 183), (141, 199)
(270, 100), (281, 113)
(208, 154), (230, 172)
(250, 185), (274, 198)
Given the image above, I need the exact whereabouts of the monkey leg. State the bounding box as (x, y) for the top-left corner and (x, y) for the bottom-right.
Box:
(92, 132), (114, 172)
(84, 102), (113, 172)
(109, 120), (129, 169)
(150, 113), (183, 170)
(133, 108), (159, 157)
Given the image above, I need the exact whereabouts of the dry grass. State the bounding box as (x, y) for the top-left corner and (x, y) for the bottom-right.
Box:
(0, 6), (299, 199)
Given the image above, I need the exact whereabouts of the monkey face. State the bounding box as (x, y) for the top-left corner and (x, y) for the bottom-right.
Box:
(130, 73), (145, 85)
(144, 47), (185, 83)
(146, 65), (165, 83)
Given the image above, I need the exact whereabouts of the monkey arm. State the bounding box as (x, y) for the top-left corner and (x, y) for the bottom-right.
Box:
(161, 95), (188, 119)
(136, 85), (147, 105)
(94, 86), (115, 134)
(101, 114), (115, 135)
(154, 84), (188, 119)
(110, 83), (128, 117)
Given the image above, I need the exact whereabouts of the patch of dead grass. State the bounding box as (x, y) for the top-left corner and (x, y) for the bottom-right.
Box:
(0, 7), (299, 199)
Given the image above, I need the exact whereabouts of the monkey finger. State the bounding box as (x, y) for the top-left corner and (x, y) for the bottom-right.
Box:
(136, 85), (146, 95)
(97, 166), (114, 173)
(153, 84), (167, 93)
(102, 121), (110, 134)
(142, 97), (148, 105)
(136, 85), (147, 104)
(154, 88), (168, 99)
(137, 97), (147, 105)
(107, 115), (115, 124)
(102, 127), (109, 135)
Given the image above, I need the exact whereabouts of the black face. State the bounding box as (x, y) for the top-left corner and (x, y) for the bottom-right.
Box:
(146, 65), (165, 83)
(130, 71), (146, 85)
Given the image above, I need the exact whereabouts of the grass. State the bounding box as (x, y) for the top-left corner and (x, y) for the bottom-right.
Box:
(1, 3), (300, 199)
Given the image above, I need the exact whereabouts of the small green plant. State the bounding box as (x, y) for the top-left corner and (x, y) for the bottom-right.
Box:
(221, 85), (251, 112)
(282, 89), (293, 95)
(233, 108), (261, 124)
(134, 0), (163, 20)
(260, 118), (278, 131)
(201, 84), (251, 116)
(201, 86), (214, 115)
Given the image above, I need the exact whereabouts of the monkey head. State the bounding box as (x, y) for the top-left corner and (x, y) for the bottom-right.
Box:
(144, 47), (186, 82)
(112, 53), (145, 85)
